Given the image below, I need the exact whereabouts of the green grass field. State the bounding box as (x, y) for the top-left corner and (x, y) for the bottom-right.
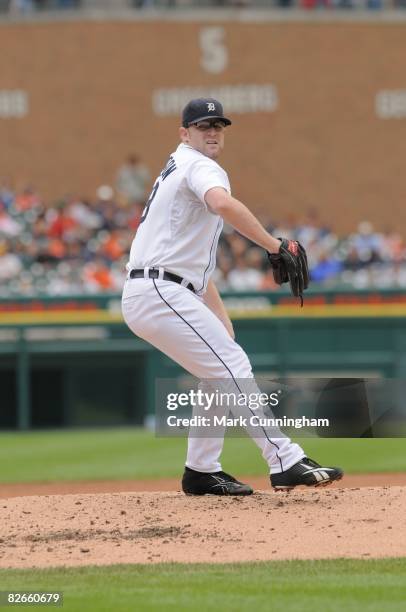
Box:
(1, 430), (405, 611)
(0, 559), (405, 612)
(0, 428), (405, 483)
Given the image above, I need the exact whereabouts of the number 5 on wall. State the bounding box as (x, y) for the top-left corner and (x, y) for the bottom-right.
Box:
(199, 27), (228, 75)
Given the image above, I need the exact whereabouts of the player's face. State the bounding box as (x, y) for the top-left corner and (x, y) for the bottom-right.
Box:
(180, 120), (226, 159)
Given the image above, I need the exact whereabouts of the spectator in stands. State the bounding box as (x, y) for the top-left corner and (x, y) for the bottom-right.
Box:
(366, 0), (382, 9)
(259, 267), (280, 291)
(82, 257), (115, 293)
(14, 186), (41, 212)
(47, 202), (78, 240)
(228, 249), (264, 291)
(212, 251), (234, 291)
(56, 0), (79, 8)
(100, 229), (125, 262)
(68, 196), (102, 231)
(0, 202), (22, 237)
(300, 0), (332, 9)
(133, 0), (158, 8)
(0, 179), (15, 210)
(0, 239), (22, 281)
(8, 0), (34, 13)
(380, 228), (405, 263)
(271, 213), (297, 241)
(310, 247), (343, 284)
(296, 208), (331, 247)
(115, 154), (151, 207)
(226, 232), (250, 259)
(348, 221), (383, 266)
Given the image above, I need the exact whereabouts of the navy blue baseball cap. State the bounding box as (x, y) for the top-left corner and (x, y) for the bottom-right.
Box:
(182, 98), (232, 128)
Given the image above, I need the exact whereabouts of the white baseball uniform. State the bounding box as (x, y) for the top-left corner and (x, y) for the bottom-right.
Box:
(122, 142), (305, 474)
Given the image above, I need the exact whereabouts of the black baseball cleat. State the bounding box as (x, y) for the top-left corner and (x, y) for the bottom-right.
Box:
(271, 457), (343, 492)
(182, 466), (254, 496)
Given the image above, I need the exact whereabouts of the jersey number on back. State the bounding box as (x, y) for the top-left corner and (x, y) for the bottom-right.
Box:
(140, 181), (159, 224)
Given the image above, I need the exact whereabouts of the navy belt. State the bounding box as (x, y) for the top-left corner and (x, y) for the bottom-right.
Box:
(129, 268), (195, 293)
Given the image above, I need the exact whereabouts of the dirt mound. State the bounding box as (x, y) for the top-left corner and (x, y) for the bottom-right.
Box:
(0, 486), (404, 568)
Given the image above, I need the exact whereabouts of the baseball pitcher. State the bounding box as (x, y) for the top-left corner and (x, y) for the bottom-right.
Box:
(122, 98), (343, 495)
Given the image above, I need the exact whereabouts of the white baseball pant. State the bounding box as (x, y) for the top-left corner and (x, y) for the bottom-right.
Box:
(122, 276), (305, 474)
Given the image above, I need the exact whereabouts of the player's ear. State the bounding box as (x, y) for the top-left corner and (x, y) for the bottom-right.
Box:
(179, 126), (189, 143)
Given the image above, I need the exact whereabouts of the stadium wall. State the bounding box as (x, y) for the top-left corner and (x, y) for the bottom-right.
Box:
(1, 289), (406, 430)
(1, 19), (406, 232)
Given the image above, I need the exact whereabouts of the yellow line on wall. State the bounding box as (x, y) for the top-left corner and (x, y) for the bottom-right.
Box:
(0, 303), (406, 326)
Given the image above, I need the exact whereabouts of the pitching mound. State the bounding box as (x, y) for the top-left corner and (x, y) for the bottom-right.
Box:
(2, 472), (406, 498)
(0, 486), (404, 568)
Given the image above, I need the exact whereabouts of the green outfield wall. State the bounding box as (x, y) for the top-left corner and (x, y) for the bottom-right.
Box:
(1, 289), (406, 430)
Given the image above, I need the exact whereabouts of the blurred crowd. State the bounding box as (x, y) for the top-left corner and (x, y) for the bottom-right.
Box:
(214, 215), (406, 292)
(0, 166), (405, 297)
(2, 0), (406, 13)
(3, 0), (79, 12)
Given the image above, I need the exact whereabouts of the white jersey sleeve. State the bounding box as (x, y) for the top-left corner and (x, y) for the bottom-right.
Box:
(187, 159), (230, 207)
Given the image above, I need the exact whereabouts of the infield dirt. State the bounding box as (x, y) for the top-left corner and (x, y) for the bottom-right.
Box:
(0, 482), (405, 569)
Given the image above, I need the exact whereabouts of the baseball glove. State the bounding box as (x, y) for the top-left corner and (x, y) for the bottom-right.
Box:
(267, 239), (309, 306)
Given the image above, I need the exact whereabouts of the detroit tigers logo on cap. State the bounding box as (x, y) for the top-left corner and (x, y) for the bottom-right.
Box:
(182, 98), (232, 127)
